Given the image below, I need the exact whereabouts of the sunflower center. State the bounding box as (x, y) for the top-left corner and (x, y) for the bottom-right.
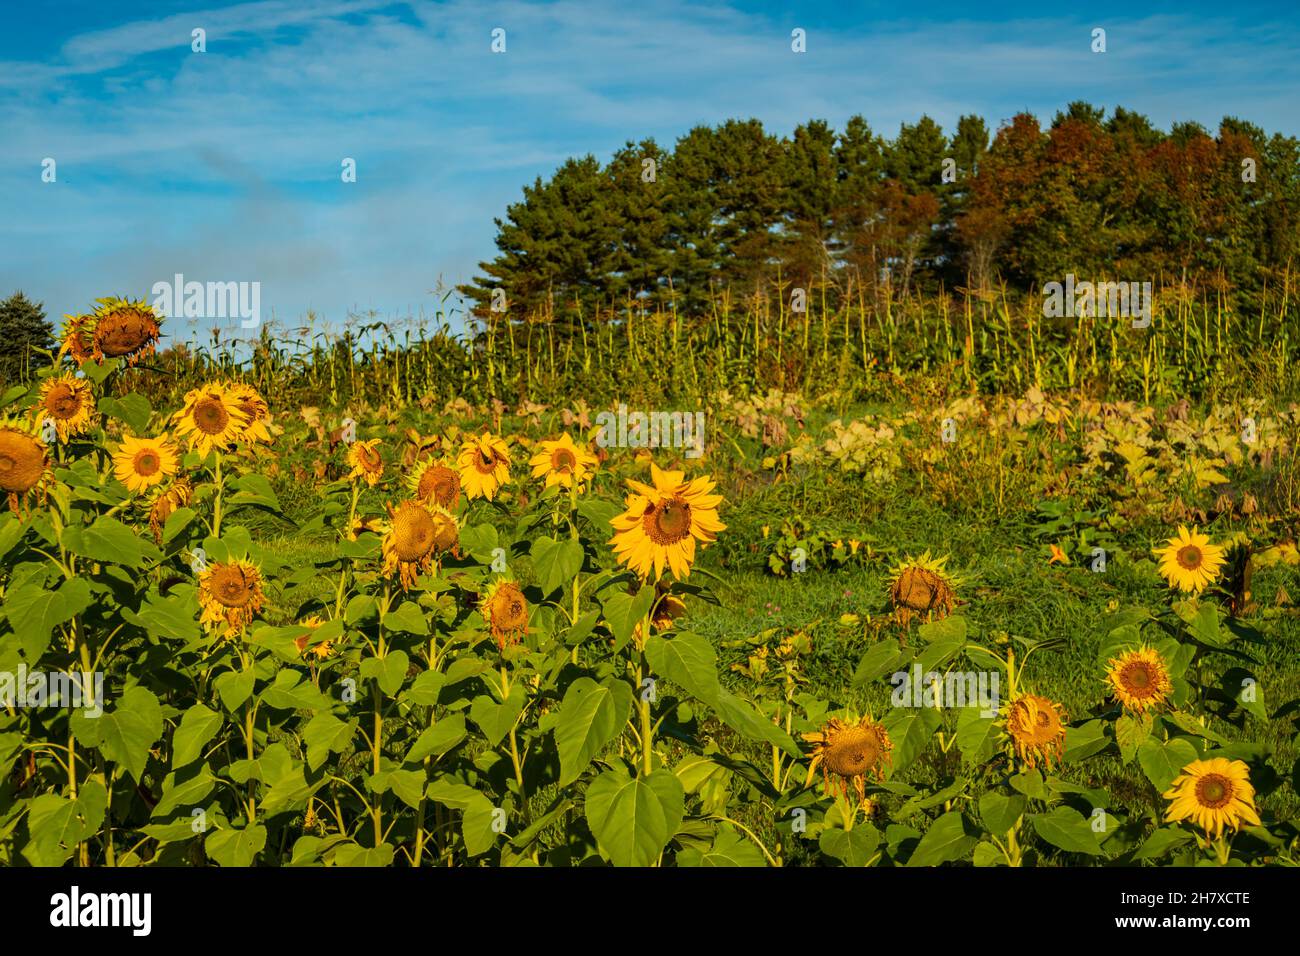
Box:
(897, 568), (941, 609)
(133, 449), (161, 476)
(490, 584), (529, 630)
(96, 311), (155, 356)
(0, 433), (45, 493)
(194, 396), (230, 435)
(551, 448), (576, 472)
(45, 384), (81, 419)
(644, 498), (692, 545)
(211, 567), (254, 608)
(1122, 662), (1153, 692)
(1176, 545), (1204, 571)
(1195, 774), (1233, 809)
(825, 726), (881, 777)
(393, 506), (436, 561)
(474, 448), (498, 474)
(418, 465), (459, 505)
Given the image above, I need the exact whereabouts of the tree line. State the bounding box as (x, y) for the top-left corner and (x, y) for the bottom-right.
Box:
(461, 102), (1300, 318)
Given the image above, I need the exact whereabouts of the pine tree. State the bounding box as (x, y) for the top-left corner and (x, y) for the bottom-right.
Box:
(0, 291), (54, 386)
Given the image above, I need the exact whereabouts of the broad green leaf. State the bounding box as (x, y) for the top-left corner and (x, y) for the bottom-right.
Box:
(852, 638), (902, 687)
(978, 792), (1026, 835)
(584, 768), (685, 867)
(554, 677), (633, 785)
(172, 703), (223, 767)
(3, 577), (92, 660)
(677, 825), (767, 867)
(469, 686), (525, 747)
(405, 714), (467, 764)
(153, 765), (216, 817)
(96, 687), (164, 782)
(906, 810), (976, 866)
(303, 712), (358, 771)
(530, 535), (584, 598)
(205, 824), (267, 866)
(1030, 806), (1105, 857)
(818, 824), (881, 867)
(644, 631), (720, 705)
(1137, 736), (1199, 793)
(600, 587), (656, 649)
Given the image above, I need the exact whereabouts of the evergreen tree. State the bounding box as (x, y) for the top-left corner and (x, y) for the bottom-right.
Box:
(0, 291), (54, 385)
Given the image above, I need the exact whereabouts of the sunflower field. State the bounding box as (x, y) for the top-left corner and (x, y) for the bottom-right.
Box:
(0, 295), (1298, 869)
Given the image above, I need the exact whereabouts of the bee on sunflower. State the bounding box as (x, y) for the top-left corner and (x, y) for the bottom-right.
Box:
(886, 551), (958, 626)
(802, 713), (892, 811)
(58, 297), (161, 367)
(0, 418), (50, 514)
(198, 559), (268, 636)
(1163, 757), (1260, 840)
(1002, 693), (1068, 770)
(172, 383), (248, 458)
(1105, 645), (1173, 714)
(31, 373), (96, 442)
(528, 433), (597, 491)
(457, 431), (512, 501)
(347, 438), (385, 488)
(1153, 526), (1225, 595)
(381, 500), (459, 590)
(407, 457), (461, 510)
(480, 578), (529, 650)
(608, 463), (725, 581)
(112, 435), (179, 495)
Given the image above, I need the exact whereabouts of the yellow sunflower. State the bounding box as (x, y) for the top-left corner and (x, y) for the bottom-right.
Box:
(1105, 645), (1174, 714)
(802, 715), (892, 808)
(172, 383), (248, 457)
(1163, 757), (1261, 839)
(481, 579), (529, 650)
(59, 297), (161, 367)
(886, 551), (957, 626)
(33, 373), (96, 441)
(198, 559), (267, 636)
(112, 435), (179, 495)
(347, 438), (384, 487)
(608, 463), (726, 581)
(529, 433), (597, 490)
(1153, 526), (1225, 594)
(457, 432), (512, 501)
(225, 382), (273, 445)
(381, 500), (459, 589)
(148, 479), (193, 544)
(293, 615), (334, 659)
(407, 458), (461, 510)
(631, 584), (688, 648)
(1004, 693), (1068, 770)
(0, 419), (50, 514)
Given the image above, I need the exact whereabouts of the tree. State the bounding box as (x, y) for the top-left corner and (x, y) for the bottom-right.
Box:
(0, 292), (54, 385)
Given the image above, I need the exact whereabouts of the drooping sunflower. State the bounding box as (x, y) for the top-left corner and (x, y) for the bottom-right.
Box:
(347, 438), (384, 487)
(0, 419), (50, 514)
(198, 559), (267, 636)
(1003, 693), (1068, 770)
(608, 463), (726, 581)
(457, 432), (512, 501)
(529, 433), (597, 490)
(407, 458), (461, 510)
(632, 583), (688, 648)
(148, 478), (193, 544)
(112, 435), (179, 495)
(1105, 645), (1174, 714)
(1153, 526), (1225, 594)
(59, 297), (161, 367)
(886, 551), (957, 626)
(381, 500), (459, 590)
(802, 714), (892, 809)
(225, 382), (273, 445)
(480, 578), (529, 650)
(172, 383), (248, 458)
(33, 373), (96, 441)
(1163, 757), (1261, 839)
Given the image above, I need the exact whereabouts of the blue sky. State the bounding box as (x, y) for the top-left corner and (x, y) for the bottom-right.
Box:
(2, 0), (1298, 342)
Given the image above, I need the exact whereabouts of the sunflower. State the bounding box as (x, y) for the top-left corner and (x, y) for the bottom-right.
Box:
(529, 433), (597, 490)
(481, 579), (529, 650)
(172, 383), (248, 458)
(1163, 757), (1261, 839)
(293, 615), (334, 659)
(112, 435), (179, 495)
(407, 458), (461, 509)
(381, 500), (459, 590)
(59, 297), (161, 367)
(802, 715), (892, 808)
(148, 479), (193, 544)
(1105, 645), (1174, 714)
(225, 382), (273, 445)
(33, 373), (96, 441)
(1004, 693), (1068, 770)
(198, 559), (267, 636)
(632, 583), (688, 648)
(608, 463), (726, 581)
(1153, 526), (1225, 594)
(0, 419), (50, 514)
(347, 439), (384, 487)
(886, 551), (957, 626)
(457, 432), (512, 501)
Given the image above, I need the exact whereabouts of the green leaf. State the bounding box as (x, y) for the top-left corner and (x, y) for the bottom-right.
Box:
(205, 824), (268, 867)
(405, 714), (467, 764)
(851, 639), (902, 687)
(1134, 827), (1194, 861)
(1137, 736), (1199, 793)
(214, 668), (256, 712)
(1030, 806), (1106, 857)
(368, 769), (426, 810)
(259, 670), (332, 712)
(1063, 719), (1110, 763)
(469, 686), (525, 747)
(129, 588), (200, 642)
(818, 824), (881, 867)
(302, 712), (357, 771)
(978, 792), (1026, 835)
(554, 677), (633, 786)
(584, 768), (685, 867)
(333, 843), (395, 867)
(227, 473), (283, 513)
(3, 577), (92, 660)
(21, 781), (108, 867)
(678, 824), (768, 867)
(1115, 712), (1152, 764)
(906, 810), (976, 866)
(98, 393), (152, 435)
(172, 703), (223, 767)
(881, 707), (941, 773)
(530, 535), (584, 597)
(95, 686), (163, 782)
(63, 516), (161, 569)
(644, 631), (720, 705)
(713, 690), (800, 756)
(955, 706), (998, 764)
(359, 650), (410, 697)
(600, 587), (656, 649)
(383, 602), (429, 636)
(153, 765), (216, 817)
